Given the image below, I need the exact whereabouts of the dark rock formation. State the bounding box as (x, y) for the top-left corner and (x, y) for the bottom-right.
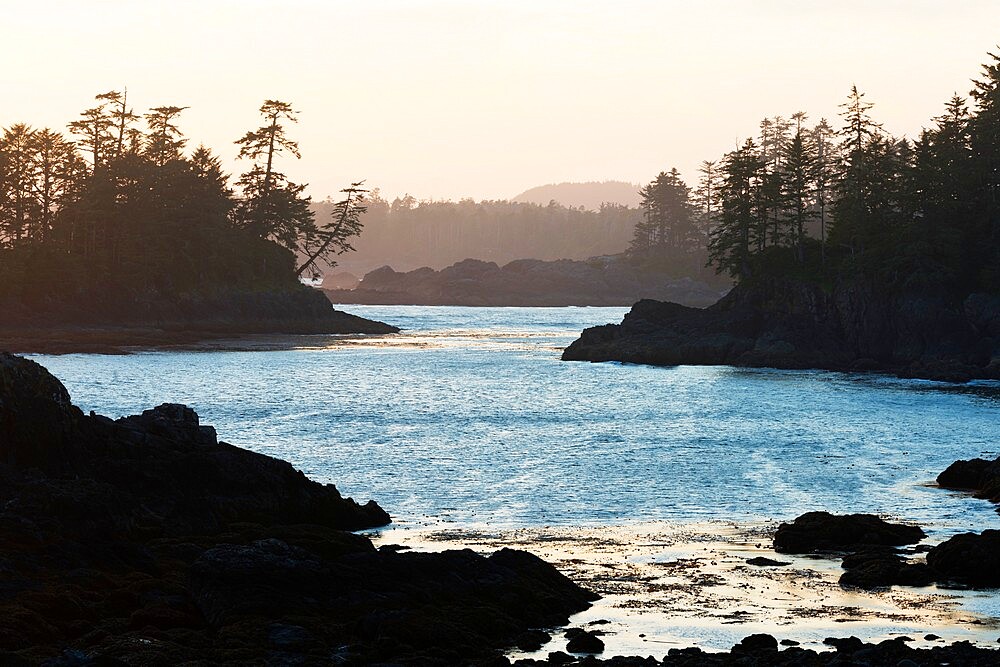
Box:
(731, 633), (778, 654)
(773, 512), (926, 553)
(927, 530), (1000, 587)
(0, 354), (596, 664)
(562, 278), (1000, 382)
(325, 257), (728, 307)
(938, 456), (1000, 504)
(511, 635), (1000, 665)
(773, 510), (1000, 591)
(839, 549), (934, 589)
(564, 628), (605, 654)
(0, 286), (398, 354)
(745, 556), (790, 567)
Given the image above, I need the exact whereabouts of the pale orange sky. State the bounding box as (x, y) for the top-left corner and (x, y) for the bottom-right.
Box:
(5, 1), (1000, 201)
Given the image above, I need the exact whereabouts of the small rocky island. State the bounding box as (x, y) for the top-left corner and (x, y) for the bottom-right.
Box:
(324, 257), (727, 308)
(563, 278), (1000, 382)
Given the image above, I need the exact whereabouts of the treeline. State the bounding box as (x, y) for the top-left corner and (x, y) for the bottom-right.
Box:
(634, 51), (1000, 293)
(313, 195), (640, 274)
(0, 93), (360, 312)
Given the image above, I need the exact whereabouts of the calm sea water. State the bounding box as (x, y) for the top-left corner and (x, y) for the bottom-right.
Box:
(30, 305), (1000, 537)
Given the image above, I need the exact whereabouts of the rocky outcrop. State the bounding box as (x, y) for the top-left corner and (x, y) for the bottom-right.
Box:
(938, 455), (1000, 503)
(0, 354), (596, 664)
(926, 530), (1000, 587)
(325, 257), (728, 307)
(773, 512), (926, 553)
(772, 510), (1000, 591)
(562, 278), (1000, 382)
(0, 286), (398, 354)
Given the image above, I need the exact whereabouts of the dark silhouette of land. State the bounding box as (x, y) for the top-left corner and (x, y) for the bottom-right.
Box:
(0, 94), (395, 351)
(326, 257), (727, 307)
(565, 52), (1000, 382)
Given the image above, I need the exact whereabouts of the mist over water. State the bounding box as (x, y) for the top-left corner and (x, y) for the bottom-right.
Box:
(33, 305), (1000, 537)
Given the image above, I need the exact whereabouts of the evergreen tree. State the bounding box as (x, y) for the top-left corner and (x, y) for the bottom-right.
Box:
(810, 118), (836, 262)
(781, 114), (817, 261)
(630, 168), (696, 260)
(297, 182), (368, 278)
(693, 160), (721, 248)
(232, 100), (316, 253)
(144, 106), (188, 168)
(0, 124), (38, 246)
(831, 86), (884, 255)
(67, 100), (115, 174)
(709, 139), (765, 279)
(968, 51), (1000, 288)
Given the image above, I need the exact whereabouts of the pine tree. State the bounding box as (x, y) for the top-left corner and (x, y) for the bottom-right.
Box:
(232, 100), (316, 253)
(709, 139), (765, 279)
(144, 106), (188, 168)
(694, 160), (721, 248)
(968, 51), (1000, 288)
(810, 118), (836, 262)
(831, 86), (883, 255)
(781, 114), (817, 262)
(630, 168), (696, 261)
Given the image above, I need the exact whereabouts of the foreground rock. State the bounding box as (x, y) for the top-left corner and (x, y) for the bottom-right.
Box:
(562, 278), (1000, 382)
(325, 257), (728, 307)
(0, 354), (595, 664)
(512, 634), (1000, 665)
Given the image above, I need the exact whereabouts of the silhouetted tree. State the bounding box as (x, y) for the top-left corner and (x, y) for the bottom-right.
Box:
(232, 100), (316, 253)
(297, 182), (368, 278)
(709, 139), (765, 279)
(144, 105), (188, 168)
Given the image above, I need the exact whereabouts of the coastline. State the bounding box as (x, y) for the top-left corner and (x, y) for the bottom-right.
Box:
(0, 309), (399, 355)
(370, 521), (1000, 659)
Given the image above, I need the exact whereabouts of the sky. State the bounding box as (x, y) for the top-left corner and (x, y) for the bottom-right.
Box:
(4, 1), (1000, 202)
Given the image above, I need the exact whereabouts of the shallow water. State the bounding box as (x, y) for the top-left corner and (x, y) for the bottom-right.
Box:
(31, 304), (1000, 538)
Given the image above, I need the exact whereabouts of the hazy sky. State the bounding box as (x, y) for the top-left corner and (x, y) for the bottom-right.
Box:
(5, 1), (1000, 201)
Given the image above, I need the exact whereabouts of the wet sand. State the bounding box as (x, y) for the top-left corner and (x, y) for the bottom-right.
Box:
(368, 521), (1000, 658)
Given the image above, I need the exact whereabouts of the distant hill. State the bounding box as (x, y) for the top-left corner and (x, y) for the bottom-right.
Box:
(512, 181), (642, 210)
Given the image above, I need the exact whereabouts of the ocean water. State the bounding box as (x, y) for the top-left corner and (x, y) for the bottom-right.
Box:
(30, 305), (1000, 538)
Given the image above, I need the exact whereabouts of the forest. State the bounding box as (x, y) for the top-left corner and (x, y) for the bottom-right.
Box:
(4, 51), (998, 321)
(634, 52), (1000, 295)
(0, 94), (361, 322)
(315, 195), (641, 275)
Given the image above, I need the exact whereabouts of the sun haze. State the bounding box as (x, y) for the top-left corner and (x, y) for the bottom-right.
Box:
(5, 0), (1000, 200)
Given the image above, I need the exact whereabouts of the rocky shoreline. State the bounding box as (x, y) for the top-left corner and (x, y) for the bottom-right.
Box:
(3, 352), (1000, 664)
(324, 258), (727, 308)
(0, 287), (398, 354)
(0, 354), (592, 664)
(562, 278), (1000, 382)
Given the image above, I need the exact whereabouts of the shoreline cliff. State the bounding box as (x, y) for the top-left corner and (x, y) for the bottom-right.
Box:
(563, 278), (1000, 382)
